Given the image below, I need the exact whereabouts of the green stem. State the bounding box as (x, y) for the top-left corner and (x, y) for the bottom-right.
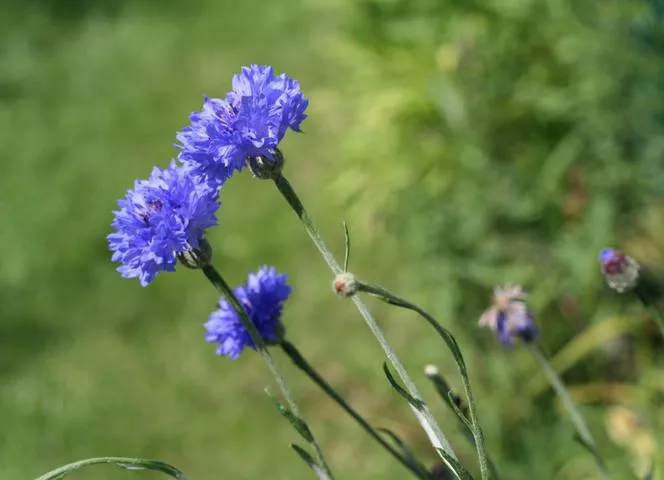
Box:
(357, 282), (490, 480)
(425, 369), (501, 480)
(634, 286), (664, 339)
(35, 457), (188, 480)
(280, 341), (432, 480)
(201, 264), (333, 479)
(527, 343), (610, 479)
(273, 174), (457, 462)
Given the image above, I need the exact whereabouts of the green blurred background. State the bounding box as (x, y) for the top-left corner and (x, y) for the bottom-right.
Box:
(1, 0), (663, 478)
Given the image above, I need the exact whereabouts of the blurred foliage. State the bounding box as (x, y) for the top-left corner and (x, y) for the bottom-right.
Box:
(2, 0), (664, 478)
(325, 0), (664, 477)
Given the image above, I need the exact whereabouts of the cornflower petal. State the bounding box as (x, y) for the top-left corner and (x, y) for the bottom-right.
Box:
(108, 161), (219, 286)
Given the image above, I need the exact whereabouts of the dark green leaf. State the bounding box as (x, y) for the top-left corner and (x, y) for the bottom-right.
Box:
(382, 362), (425, 409)
(435, 448), (475, 480)
(35, 457), (188, 480)
(266, 389), (314, 442)
(290, 444), (330, 480)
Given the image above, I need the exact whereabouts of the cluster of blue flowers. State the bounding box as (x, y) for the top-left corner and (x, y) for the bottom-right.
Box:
(107, 64), (642, 359)
(108, 65), (306, 358)
(176, 65), (308, 191)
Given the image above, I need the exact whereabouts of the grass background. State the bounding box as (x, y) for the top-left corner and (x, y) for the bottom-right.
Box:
(1, 0), (663, 479)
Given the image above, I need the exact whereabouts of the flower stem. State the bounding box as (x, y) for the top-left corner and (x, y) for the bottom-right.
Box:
(425, 368), (501, 480)
(280, 340), (433, 480)
(527, 343), (610, 479)
(201, 264), (333, 479)
(273, 174), (457, 461)
(634, 285), (664, 339)
(357, 282), (490, 480)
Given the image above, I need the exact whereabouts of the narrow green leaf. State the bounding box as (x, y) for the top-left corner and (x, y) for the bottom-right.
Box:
(425, 368), (502, 479)
(342, 221), (351, 273)
(35, 457), (189, 480)
(382, 362), (425, 409)
(446, 392), (473, 433)
(643, 463), (655, 480)
(435, 449), (475, 480)
(359, 282), (489, 479)
(266, 389), (314, 442)
(291, 444), (331, 480)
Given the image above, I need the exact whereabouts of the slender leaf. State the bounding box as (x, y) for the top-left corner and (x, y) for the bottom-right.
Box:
(342, 221), (351, 272)
(291, 444), (331, 480)
(447, 392), (473, 433)
(363, 283), (489, 479)
(425, 368), (502, 480)
(266, 389), (314, 442)
(35, 457), (189, 480)
(383, 362), (425, 409)
(435, 448), (475, 480)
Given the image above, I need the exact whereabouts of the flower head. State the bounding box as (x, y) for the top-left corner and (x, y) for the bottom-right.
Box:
(599, 248), (640, 293)
(478, 284), (538, 345)
(205, 266), (292, 359)
(176, 65), (308, 187)
(108, 161), (219, 286)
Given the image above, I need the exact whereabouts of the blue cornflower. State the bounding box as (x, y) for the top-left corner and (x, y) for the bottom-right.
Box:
(176, 65), (308, 186)
(108, 161), (219, 286)
(599, 248), (640, 293)
(478, 285), (538, 345)
(205, 266), (292, 359)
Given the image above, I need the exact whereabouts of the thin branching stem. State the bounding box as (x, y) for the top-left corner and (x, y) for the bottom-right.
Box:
(425, 368), (501, 479)
(202, 264), (333, 479)
(527, 343), (610, 479)
(281, 341), (433, 480)
(272, 174), (457, 463)
(357, 282), (489, 480)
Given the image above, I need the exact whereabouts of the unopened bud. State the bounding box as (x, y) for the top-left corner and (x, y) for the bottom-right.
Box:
(178, 237), (212, 269)
(333, 272), (357, 297)
(424, 364), (439, 377)
(246, 148), (285, 180)
(599, 248), (640, 293)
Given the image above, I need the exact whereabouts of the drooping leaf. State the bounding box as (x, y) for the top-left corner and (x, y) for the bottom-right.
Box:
(382, 362), (425, 409)
(35, 457), (189, 480)
(290, 444), (331, 480)
(265, 388), (314, 442)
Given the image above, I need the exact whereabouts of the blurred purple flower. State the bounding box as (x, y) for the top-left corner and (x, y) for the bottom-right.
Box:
(176, 65), (308, 187)
(205, 266), (292, 359)
(479, 285), (538, 345)
(599, 248), (640, 293)
(108, 162), (219, 286)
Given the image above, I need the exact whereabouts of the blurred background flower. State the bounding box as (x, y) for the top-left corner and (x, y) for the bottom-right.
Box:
(478, 285), (538, 345)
